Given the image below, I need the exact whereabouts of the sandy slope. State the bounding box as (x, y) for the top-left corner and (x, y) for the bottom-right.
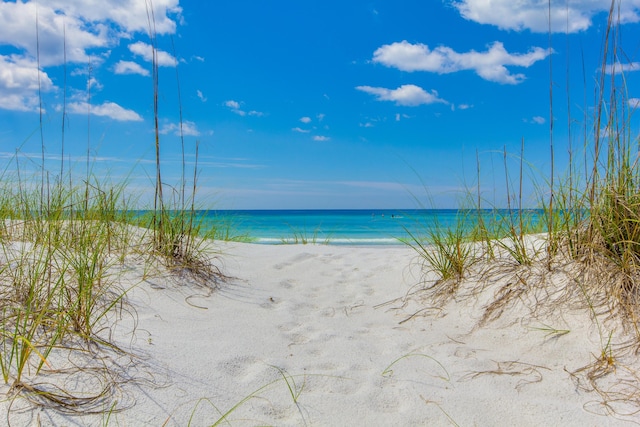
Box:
(1, 241), (636, 426)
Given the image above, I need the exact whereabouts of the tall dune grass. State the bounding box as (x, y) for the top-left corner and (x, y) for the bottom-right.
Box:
(408, 0), (640, 416)
(0, 6), (230, 417)
(413, 0), (640, 320)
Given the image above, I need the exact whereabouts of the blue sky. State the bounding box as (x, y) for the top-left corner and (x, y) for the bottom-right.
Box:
(0, 0), (639, 209)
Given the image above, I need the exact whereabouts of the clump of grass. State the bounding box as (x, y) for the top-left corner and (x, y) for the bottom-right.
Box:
(280, 226), (330, 245)
(0, 7), (233, 421)
(411, 0), (640, 322)
(200, 213), (255, 243)
(560, 2), (640, 330)
(406, 1), (640, 419)
(0, 174), (136, 414)
(145, 18), (224, 285)
(408, 214), (474, 285)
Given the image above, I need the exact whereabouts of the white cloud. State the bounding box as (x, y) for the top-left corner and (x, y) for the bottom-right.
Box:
(226, 99), (245, 116)
(317, 113), (325, 121)
(129, 41), (177, 66)
(356, 84), (448, 106)
(196, 90), (207, 102)
(373, 40), (550, 85)
(292, 127), (310, 133)
(313, 136), (330, 142)
(87, 77), (103, 91)
(395, 113), (412, 121)
(0, 55), (54, 112)
(114, 60), (149, 76)
(300, 116), (312, 123)
(605, 62), (640, 75)
(46, 0), (181, 34)
(452, 0), (640, 33)
(0, 93), (39, 112)
(225, 100), (264, 117)
(0, 1), (108, 67)
(457, 104), (472, 110)
(67, 101), (142, 121)
(0, 0), (180, 112)
(160, 121), (201, 136)
(0, 0), (180, 67)
(523, 115), (546, 124)
(629, 98), (640, 109)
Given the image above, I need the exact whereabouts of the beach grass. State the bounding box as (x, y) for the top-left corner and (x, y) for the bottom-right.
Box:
(280, 225), (331, 245)
(411, 0), (638, 316)
(2, 0), (640, 423)
(0, 12), (233, 417)
(406, 1), (640, 416)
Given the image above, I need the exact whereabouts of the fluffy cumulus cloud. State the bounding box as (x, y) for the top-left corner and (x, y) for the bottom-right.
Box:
(452, 0), (640, 33)
(356, 84), (447, 106)
(0, 0), (180, 66)
(0, 0), (180, 115)
(160, 121), (201, 136)
(605, 62), (640, 75)
(373, 40), (550, 84)
(0, 55), (54, 112)
(129, 41), (177, 66)
(225, 100), (240, 109)
(67, 101), (142, 121)
(114, 60), (150, 76)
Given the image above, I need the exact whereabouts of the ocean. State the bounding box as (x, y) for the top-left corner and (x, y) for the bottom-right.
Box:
(199, 209), (545, 246)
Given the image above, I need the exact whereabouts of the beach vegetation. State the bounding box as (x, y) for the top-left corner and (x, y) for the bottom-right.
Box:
(2, 0), (640, 424)
(382, 352), (450, 382)
(529, 323), (570, 339)
(280, 225), (331, 245)
(0, 10), (235, 420)
(185, 366), (337, 426)
(406, 0), (640, 418)
(406, 213), (474, 286)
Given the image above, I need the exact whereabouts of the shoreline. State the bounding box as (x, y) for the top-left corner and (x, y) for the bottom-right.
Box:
(1, 239), (635, 425)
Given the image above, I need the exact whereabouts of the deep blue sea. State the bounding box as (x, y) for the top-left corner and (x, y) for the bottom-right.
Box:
(198, 209), (545, 246)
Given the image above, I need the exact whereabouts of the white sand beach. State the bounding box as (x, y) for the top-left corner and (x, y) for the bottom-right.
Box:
(1, 240), (637, 426)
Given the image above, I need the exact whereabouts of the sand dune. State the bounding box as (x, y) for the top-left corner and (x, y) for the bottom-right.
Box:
(1, 241), (635, 426)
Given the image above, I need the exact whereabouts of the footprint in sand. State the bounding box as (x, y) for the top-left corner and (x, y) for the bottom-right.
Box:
(280, 279), (295, 289)
(259, 296), (281, 309)
(275, 252), (318, 270)
(217, 356), (266, 383)
(277, 321), (299, 333)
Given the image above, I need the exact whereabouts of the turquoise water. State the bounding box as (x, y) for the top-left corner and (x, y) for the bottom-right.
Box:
(199, 209), (545, 246)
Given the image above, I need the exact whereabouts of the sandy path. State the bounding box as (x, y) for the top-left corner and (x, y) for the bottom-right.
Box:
(2, 242), (632, 426)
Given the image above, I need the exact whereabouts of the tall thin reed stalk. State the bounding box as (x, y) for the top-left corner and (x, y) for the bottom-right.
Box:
(35, 4), (45, 211)
(546, 0), (555, 263)
(145, 0), (164, 247)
